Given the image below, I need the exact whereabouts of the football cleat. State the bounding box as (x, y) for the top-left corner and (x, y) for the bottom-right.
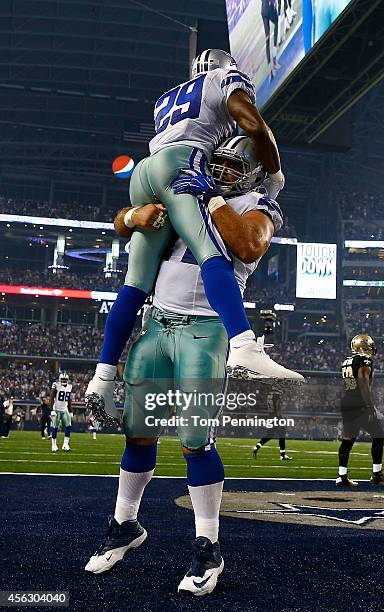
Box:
(51, 447), (58, 453)
(85, 517), (147, 575)
(62, 446), (71, 452)
(370, 471), (384, 485)
(336, 475), (358, 487)
(227, 336), (304, 384)
(178, 537), (224, 597)
(85, 376), (120, 427)
(280, 455), (292, 461)
(253, 446), (259, 459)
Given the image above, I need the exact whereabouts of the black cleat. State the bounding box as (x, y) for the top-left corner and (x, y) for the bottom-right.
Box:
(253, 446), (259, 459)
(178, 537), (224, 596)
(370, 471), (384, 485)
(335, 475), (358, 487)
(85, 517), (147, 574)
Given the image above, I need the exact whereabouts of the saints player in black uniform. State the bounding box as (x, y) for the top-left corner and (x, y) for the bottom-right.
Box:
(253, 391), (292, 460)
(337, 334), (384, 487)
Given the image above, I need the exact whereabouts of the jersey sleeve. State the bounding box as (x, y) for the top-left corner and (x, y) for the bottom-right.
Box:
(219, 68), (256, 104)
(242, 192), (284, 231)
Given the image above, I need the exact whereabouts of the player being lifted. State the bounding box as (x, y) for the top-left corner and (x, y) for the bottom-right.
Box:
(84, 136), (302, 596)
(253, 390), (292, 460)
(337, 334), (384, 487)
(50, 373), (73, 453)
(86, 48), (302, 425)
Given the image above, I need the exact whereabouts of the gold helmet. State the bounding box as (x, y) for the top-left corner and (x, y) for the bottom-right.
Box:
(351, 334), (377, 357)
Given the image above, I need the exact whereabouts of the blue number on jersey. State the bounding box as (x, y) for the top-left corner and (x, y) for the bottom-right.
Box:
(154, 74), (206, 135)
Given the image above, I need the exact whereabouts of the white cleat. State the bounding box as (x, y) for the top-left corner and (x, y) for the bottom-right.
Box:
(85, 376), (120, 427)
(85, 518), (147, 575)
(62, 446), (71, 452)
(51, 447), (59, 453)
(227, 336), (304, 384)
(178, 537), (224, 597)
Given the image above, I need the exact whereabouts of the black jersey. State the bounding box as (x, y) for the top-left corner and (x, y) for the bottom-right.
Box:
(341, 354), (373, 408)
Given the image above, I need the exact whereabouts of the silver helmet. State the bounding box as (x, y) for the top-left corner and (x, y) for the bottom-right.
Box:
(209, 135), (266, 197)
(191, 49), (237, 78)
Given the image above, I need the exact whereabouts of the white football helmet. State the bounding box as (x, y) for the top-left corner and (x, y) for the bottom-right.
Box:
(191, 49), (237, 78)
(59, 372), (69, 386)
(210, 135), (266, 196)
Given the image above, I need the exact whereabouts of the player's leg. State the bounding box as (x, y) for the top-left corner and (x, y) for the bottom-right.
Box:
(270, 4), (280, 70)
(85, 156), (174, 423)
(253, 436), (271, 458)
(85, 315), (173, 574)
(61, 412), (72, 451)
(279, 437), (292, 460)
(370, 438), (384, 485)
(50, 411), (58, 452)
(174, 316), (227, 596)
(336, 437), (358, 487)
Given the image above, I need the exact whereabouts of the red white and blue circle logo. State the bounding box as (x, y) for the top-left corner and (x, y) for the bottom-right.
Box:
(112, 155), (135, 179)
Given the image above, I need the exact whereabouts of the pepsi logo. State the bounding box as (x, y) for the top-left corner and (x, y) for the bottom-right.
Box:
(112, 155), (135, 179)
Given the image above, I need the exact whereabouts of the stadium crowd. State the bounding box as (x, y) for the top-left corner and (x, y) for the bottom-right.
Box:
(0, 268), (124, 292)
(0, 195), (117, 223)
(344, 301), (384, 338)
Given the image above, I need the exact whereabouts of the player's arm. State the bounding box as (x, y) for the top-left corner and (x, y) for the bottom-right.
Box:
(227, 90), (280, 175)
(210, 207), (274, 264)
(357, 366), (373, 408)
(114, 203), (167, 239)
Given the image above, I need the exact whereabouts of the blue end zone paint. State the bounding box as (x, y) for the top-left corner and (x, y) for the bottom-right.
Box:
(1, 476), (381, 611)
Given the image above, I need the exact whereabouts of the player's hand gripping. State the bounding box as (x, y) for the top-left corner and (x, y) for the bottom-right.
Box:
(171, 168), (221, 204)
(114, 203), (167, 237)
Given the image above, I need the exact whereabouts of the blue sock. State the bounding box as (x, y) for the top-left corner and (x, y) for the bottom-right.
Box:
(64, 426), (71, 438)
(121, 442), (157, 473)
(201, 256), (251, 339)
(51, 427), (57, 440)
(184, 445), (225, 486)
(100, 285), (148, 365)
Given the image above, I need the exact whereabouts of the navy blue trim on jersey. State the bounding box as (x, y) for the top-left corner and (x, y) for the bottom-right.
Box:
(221, 75), (254, 90)
(181, 248), (198, 265)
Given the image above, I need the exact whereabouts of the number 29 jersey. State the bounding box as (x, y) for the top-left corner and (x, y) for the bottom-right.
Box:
(149, 68), (256, 159)
(52, 382), (72, 411)
(341, 354), (373, 407)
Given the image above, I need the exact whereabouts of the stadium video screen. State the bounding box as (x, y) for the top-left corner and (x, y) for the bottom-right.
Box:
(226, 0), (353, 108)
(296, 242), (337, 299)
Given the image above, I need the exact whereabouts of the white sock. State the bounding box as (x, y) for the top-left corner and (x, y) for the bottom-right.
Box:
(52, 440), (57, 450)
(63, 436), (70, 448)
(114, 468), (154, 524)
(93, 432), (97, 440)
(188, 481), (223, 544)
(230, 330), (255, 350)
(338, 466), (348, 476)
(96, 363), (117, 380)
(373, 463), (382, 473)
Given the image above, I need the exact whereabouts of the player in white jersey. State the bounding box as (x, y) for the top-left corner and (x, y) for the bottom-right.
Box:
(85, 137), (302, 596)
(50, 373), (72, 452)
(85, 49), (291, 426)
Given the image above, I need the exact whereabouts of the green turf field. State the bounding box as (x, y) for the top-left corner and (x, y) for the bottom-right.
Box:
(0, 431), (375, 479)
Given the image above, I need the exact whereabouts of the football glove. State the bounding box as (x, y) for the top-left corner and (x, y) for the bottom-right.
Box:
(262, 170), (285, 200)
(171, 168), (221, 204)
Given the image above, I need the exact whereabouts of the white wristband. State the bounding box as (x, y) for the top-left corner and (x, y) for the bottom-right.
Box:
(208, 196), (226, 214)
(269, 169), (284, 182)
(124, 207), (139, 228)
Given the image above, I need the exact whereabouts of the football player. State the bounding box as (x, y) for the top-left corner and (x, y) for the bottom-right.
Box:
(85, 49), (302, 425)
(337, 334), (384, 487)
(253, 390), (292, 460)
(84, 137), (301, 596)
(50, 373), (72, 452)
